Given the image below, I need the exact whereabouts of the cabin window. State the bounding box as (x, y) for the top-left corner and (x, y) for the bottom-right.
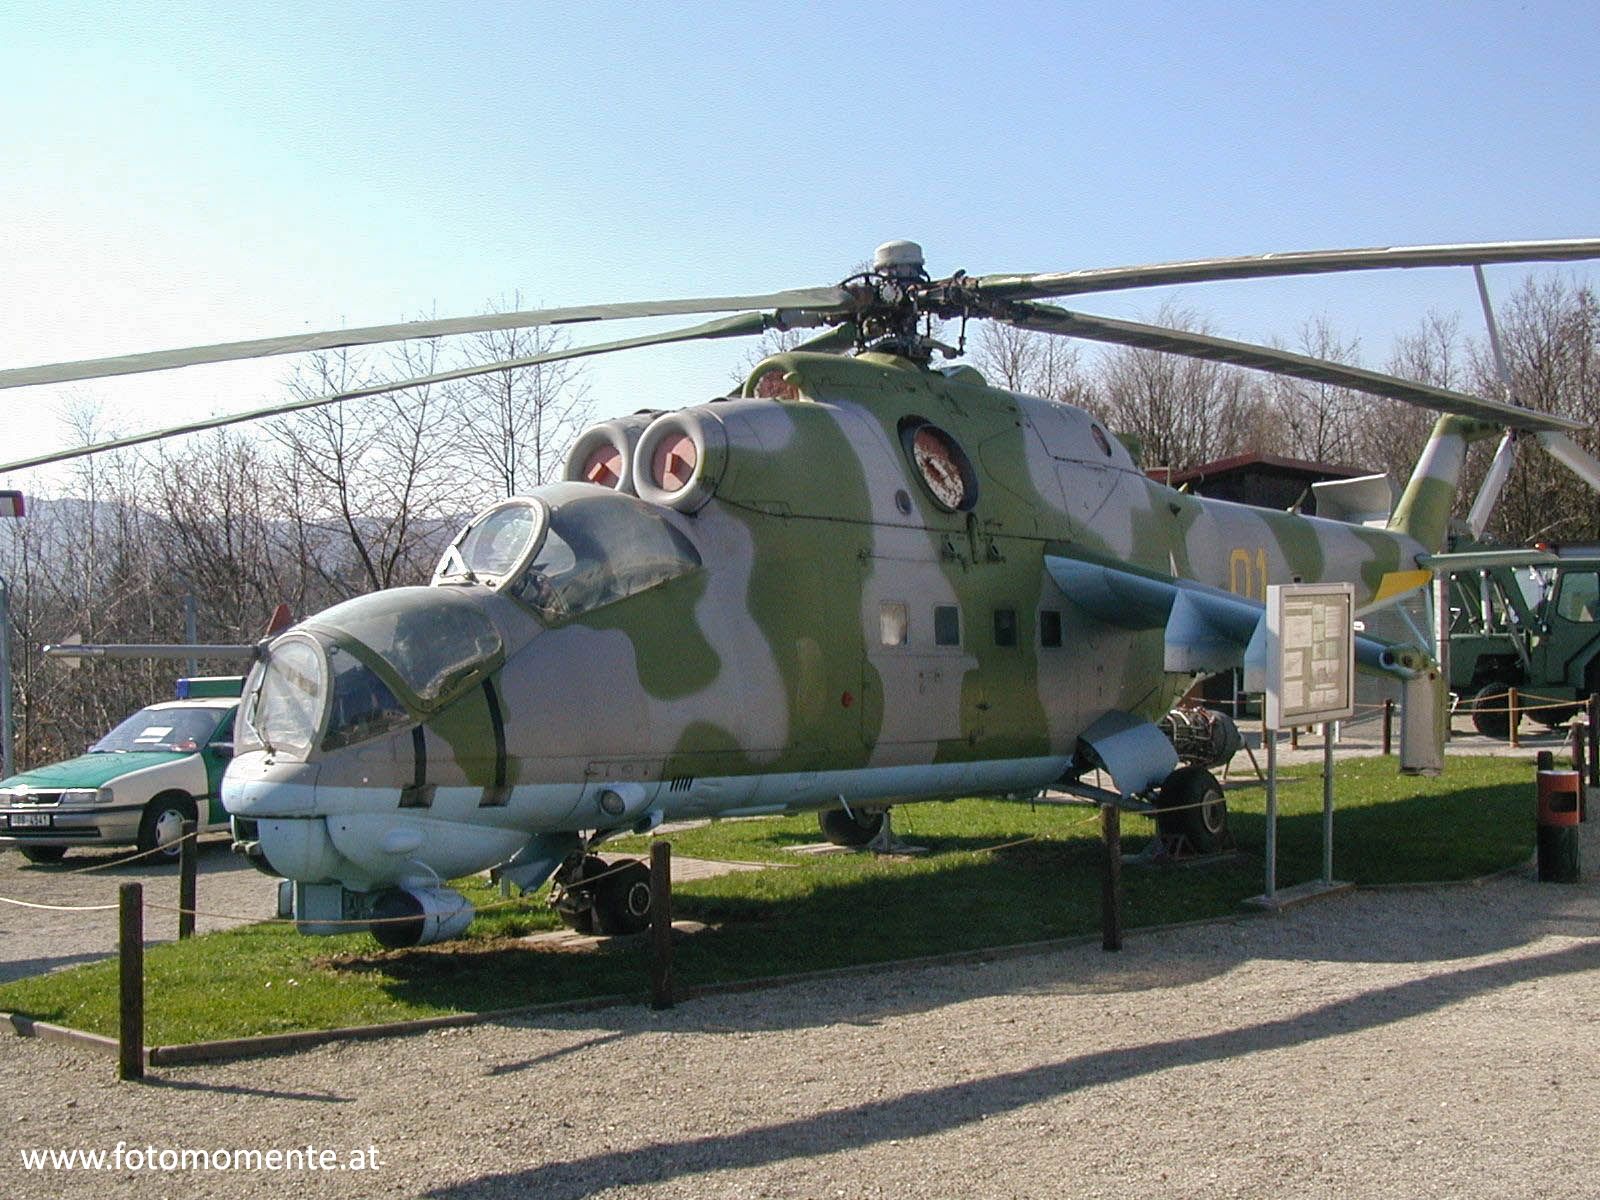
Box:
(879, 602), (909, 646)
(934, 604), (961, 646)
(993, 608), (1018, 647)
(1040, 609), (1063, 648)
(1557, 572), (1600, 623)
(322, 645), (410, 751)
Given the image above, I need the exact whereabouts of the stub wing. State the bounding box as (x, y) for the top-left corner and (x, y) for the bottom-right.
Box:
(1042, 555), (1419, 688)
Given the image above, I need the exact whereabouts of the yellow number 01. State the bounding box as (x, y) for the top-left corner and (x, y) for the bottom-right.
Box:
(1229, 547), (1268, 601)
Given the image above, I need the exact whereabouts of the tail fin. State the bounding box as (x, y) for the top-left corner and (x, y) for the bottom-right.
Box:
(1387, 415), (1501, 552)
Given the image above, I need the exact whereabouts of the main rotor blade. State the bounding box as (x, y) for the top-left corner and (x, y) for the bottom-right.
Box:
(973, 238), (1600, 301)
(0, 312), (773, 473)
(1000, 302), (1586, 432)
(0, 288), (848, 391)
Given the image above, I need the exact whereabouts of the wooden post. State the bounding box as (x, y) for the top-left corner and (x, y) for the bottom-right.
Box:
(649, 840), (674, 1010)
(1572, 722), (1589, 824)
(1382, 698), (1394, 756)
(1100, 803), (1122, 952)
(118, 882), (144, 1081)
(1589, 693), (1600, 789)
(177, 819), (197, 941)
(1290, 725), (1300, 750)
(1508, 688), (1520, 749)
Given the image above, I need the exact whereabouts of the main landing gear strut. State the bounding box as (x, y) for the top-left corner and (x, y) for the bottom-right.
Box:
(550, 851), (654, 936)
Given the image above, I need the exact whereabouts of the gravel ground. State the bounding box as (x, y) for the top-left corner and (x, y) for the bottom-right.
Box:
(0, 839), (281, 984)
(4, 813), (1599, 1197)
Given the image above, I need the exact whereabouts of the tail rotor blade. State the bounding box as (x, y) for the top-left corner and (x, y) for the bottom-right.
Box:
(1468, 432), (1519, 538)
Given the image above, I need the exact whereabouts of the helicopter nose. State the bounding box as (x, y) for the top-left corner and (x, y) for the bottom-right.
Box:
(222, 754), (321, 816)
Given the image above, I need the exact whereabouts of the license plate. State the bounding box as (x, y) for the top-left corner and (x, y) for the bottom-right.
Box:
(8, 813), (51, 828)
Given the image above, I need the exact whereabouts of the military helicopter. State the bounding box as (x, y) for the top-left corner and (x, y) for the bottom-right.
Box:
(4, 237), (1599, 948)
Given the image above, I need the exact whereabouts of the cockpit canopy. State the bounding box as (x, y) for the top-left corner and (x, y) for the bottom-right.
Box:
(237, 588), (503, 759)
(433, 484), (701, 621)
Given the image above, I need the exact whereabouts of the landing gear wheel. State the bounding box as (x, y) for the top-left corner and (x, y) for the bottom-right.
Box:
(137, 795), (196, 860)
(1155, 766), (1229, 855)
(18, 845), (67, 864)
(1470, 682), (1515, 741)
(818, 807), (886, 847)
(593, 859), (653, 936)
(552, 854), (610, 935)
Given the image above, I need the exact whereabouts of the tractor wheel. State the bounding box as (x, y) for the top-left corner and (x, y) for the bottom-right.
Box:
(1530, 702), (1581, 730)
(818, 807), (886, 847)
(1155, 766), (1229, 855)
(1470, 682), (1516, 741)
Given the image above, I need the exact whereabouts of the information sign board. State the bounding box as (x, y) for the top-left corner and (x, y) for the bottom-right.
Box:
(1264, 582), (1355, 730)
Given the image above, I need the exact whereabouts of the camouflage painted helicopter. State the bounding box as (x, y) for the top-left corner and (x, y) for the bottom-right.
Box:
(4, 237), (1599, 947)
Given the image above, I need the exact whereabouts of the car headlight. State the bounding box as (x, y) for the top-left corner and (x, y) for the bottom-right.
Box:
(96, 786), (115, 805)
(0, 789), (17, 804)
(60, 788), (101, 806)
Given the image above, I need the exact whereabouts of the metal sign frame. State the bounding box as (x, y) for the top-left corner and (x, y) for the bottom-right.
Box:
(1264, 582), (1355, 731)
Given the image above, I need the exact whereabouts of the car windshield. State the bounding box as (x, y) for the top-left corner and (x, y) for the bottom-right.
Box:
(92, 706), (228, 754)
(506, 491), (701, 620)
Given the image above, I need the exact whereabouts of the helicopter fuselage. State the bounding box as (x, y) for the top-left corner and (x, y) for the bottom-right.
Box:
(222, 350), (1429, 922)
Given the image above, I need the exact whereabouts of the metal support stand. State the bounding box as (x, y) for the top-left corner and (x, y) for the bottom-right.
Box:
(184, 593), (198, 680)
(1322, 721), (1335, 884)
(0, 573), (13, 781)
(1264, 729), (1278, 902)
(1248, 721), (1352, 911)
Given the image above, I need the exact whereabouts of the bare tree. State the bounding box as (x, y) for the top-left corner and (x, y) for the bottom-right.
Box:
(1472, 277), (1600, 544)
(967, 324), (1091, 404)
(271, 347), (459, 595)
(1370, 310), (1468, 490)
(1264, 316), (1369, 466)
(448, 296), (594, 504)
(1087, 304), (1263, 471)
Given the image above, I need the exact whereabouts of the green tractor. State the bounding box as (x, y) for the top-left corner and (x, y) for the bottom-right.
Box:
(1448, 545), (1600, 739)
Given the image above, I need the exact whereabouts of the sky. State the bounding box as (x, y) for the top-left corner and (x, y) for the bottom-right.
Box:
(2, 0), (1598, 493)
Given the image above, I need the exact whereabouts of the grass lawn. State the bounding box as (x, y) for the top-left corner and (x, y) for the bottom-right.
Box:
(0, 756), (1539, 1044)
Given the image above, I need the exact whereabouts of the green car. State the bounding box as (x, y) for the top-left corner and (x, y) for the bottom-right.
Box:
(0, 679), (241, 864)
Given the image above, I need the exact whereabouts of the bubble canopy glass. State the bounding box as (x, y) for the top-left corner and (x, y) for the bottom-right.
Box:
(436, 486), (701, 622)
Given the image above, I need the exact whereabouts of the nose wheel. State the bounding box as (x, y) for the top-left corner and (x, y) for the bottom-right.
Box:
(550, 854), (653, 936)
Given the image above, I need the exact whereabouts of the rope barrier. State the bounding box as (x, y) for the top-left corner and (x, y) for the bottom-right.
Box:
(59, 828), (205, 874)
(0, 790), (1244, 925)
(1457, 696), (1584, 715)
(0, 895), (119, 912)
